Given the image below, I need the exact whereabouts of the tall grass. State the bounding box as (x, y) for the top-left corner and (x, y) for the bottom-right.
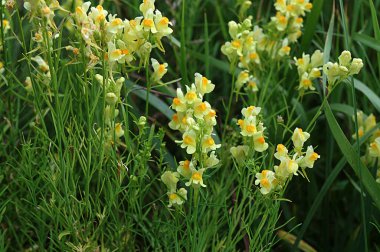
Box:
(0, 0), (379, 251)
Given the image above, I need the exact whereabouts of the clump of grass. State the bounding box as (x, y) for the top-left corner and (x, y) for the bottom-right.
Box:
(0, 0), (379, 251)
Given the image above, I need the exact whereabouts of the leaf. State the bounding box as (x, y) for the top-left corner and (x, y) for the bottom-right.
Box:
(125, 81), (174, 120)
(352, 33), (380, 52)
(353, 78), (380, 113)
(324, 102), (380, 210)
(301, 0), (324, 51)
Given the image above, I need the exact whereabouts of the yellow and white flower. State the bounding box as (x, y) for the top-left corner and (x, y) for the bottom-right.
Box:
(369, 137), (380, 157)
(171, 88), (187, 112)
(177, 159), (195, 179)
(180, 130), (197, 154)
(167, 188), (187, 207)
(161, 171), (179, 193)
(194, 73), (215, 95)
(299, 146), (320, 168)
(255, 170), (276, 195)
(274, 144), (288, 160)
(292, 127), (310, 149)
(185, 168), (206, 188)
(253, 133), (269, 152)
(151, 58), (168, 82)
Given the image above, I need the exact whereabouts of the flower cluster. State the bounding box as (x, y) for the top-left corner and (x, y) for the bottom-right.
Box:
(162, 73), (220, 207)
(255, 128), (320, 194)
(72, 0), (172, 69)
(221, 0), (313, 93)
(161, 171), (187, 208)
(323, 50), (363, 89)
(352, 110), (380, 183)
(295, 50), (323, 92)
(231, 106), (269, 161)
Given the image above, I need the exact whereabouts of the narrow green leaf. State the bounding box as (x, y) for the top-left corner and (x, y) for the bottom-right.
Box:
(126, 81), (174, 120)
(354, 78), (380, 113)
(324, 102), (380, 210)
(352, 33), (380, 52)
(368, 0), (380, 75)
(301, 0), (324, 51)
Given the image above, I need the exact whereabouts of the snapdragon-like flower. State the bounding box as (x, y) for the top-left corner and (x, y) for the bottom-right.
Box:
(292, 127), (310, 150)
(151, 58), (168, 83)
(221, 1), (314, 95)
(168, 74), (220, 191)
(255, 170), (277, 194)
(161, 171), (188, 207)
(236, 106), (269, 152)
(255, 127), (319, 195)
(71, 1), (173, 69)
(323, 50), (363, 88)
(295, 50), (324, 92)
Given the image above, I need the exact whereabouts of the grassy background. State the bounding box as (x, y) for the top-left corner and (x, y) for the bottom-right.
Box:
(1, 0), (380, 251)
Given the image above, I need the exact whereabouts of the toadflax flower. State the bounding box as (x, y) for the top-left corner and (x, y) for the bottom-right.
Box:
(166, 73), (220, 193)
(255, 170), (277, 195)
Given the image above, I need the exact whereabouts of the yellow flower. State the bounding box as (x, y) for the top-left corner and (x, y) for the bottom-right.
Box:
(31, 56), (50, 73)
(253, 133), (269, 152)
(167, 188), (187, 207)
(171, 88), (187, 112)
(185, 168), (206, 188)
(168, 113), (183, 130)
(161, 171), (179, 193)
(204, 151), (220, 168)
(107, 15), (124, 34)
(151, 58), (168, 82)
(194, 73), (215, 95)
(202, 135), (221, 153)
(177, 160), (195, 178)
(241, 106), (261, 118)
(193, 101), (211, 119)
(139, 0), (155, 17)
(184, 84), (201, 104)
(292, 127), (310, 149)
(255, 170), (276, 195)
(89, 5), (108, 24)
(274, 144), (288, 160)
(114, 123), (124, 138)
(369, 137), (380, 157)
(180, 130), (197, 154)
(299, 146), (320, 168)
